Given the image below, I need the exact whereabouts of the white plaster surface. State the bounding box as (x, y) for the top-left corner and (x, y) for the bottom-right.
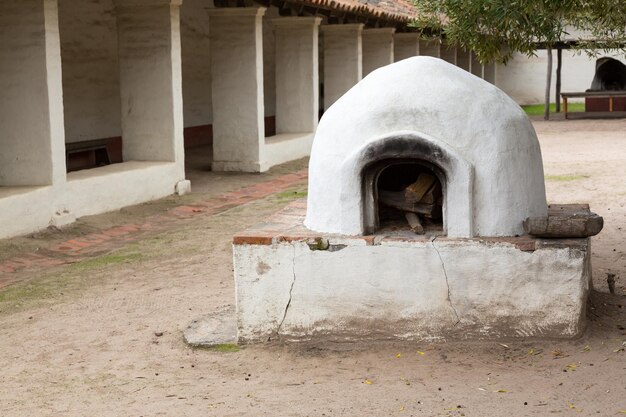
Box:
(262, 7), (279, 118)
(234, 239), (590, 342)
(419, 39), (440, 57)
(0, 0), (188, 239)
(209, 7), (267, 172)
(322, 24), (363, 110)
(305, 57), (548, 237)
(0, 0), (65, 186)
(394, 33), (420, 62)
(65, 161), (183, 217)
(181, 0), (213, 127)
(496, 50), (625, 105)
(273, 17), (321, 134)
(265, 133), (315, 168)
(362, 28), (395, 76)
(470, 52), (484, 78)
(457, 49), (470, 71)
(58, 0), (122, 143)
(117, 1), (185, 164)
(440, 44), (457, 65)
(484, 63), (496, 84)
(0, 161), (185, 239)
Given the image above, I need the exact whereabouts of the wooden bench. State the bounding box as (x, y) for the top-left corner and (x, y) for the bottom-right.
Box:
(561, 91), (626, 119)
(65, 138), (112, 172)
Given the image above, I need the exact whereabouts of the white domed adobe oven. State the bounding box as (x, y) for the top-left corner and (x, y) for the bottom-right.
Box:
(231, 58), (603, 343)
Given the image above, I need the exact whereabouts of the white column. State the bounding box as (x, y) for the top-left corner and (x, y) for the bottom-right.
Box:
(457, 49), (470, 71)
(208, 7), (266, 172)
(470, 52), (484, 78)
(419, 39), (440, 57)
(394, 33), (420, 61)
(322, 24), (363, 111)
(483, 62), (495, 83)
(440, 44), (457, 65)
(273, 17), (321, 135)
(115, 0), (185, 175)
(0, 0), (66, 186)
(362, 28), (395, 76)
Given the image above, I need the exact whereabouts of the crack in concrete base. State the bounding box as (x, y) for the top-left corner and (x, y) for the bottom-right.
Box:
(431, 236), (461, 326)
(272, 245), (297, 340)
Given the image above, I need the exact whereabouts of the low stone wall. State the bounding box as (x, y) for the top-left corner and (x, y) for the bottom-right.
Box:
(233, 200), (591, 342)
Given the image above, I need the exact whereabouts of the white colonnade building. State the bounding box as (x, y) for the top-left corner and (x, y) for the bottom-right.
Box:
(0, 0), (496, 239)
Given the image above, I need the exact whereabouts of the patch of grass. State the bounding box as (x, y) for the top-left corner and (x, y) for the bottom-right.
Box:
(522, 103), (585, 116)
(271, 187), (308, 203)
(0, 276), (69, 304)
(70, 253), (142, 271)
(194, 343), (241, 353)
(545, 174), (590, 182)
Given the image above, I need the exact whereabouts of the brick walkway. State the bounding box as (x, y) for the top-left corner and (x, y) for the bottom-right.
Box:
(0, 170), (308, 288)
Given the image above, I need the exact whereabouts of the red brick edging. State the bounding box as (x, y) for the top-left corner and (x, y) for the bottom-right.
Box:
(0, 170), (308, 284)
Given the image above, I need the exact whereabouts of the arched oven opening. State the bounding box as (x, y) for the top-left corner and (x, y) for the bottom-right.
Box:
(363, 159), (446, 235)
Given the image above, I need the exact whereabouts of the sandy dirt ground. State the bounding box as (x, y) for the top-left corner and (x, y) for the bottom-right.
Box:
(0, 119), (625, 417)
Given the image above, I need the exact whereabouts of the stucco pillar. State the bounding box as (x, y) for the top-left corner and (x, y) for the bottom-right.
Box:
(322, 24), (363, 111)
(440, 44), (457, 65)
(273, 17), (321, 134)
(419, 39), (440, 57)
(0, 0), (66, 186)
(483, 62), (495, 84)
(208, 7), (266, 172)
(394, 32), (420, 61)
(362, 28), (395, 76)
(115, 0), (185, 172)
(470, 52), (484, 78)
(457, 49), (470, 71)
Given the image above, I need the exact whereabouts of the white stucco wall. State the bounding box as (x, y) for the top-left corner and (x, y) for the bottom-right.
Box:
(0, 0), (189, 239)
(58, 0), (122, 143)
(306, 57), (548, 237)
(181, 0), (213, 127)
(496, 50), (625, 105)
(59, 0), (216, 140)
(235, 238), (590, 342)
(273, 17), (320, 134)
(0, 0), (65, 186)
(362, 28), (395, 76)
(263, 7), (279, 118)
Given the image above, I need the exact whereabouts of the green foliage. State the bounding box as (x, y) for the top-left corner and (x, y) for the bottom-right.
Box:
(412, 0), (626, 63)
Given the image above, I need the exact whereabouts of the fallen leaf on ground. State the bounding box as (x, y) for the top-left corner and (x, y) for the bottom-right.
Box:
(498, 343), (510, 349)
(416, 350), (425, 356)
(364, 379), (373, 385)
(551, 349), (569, 359)
(396, 353), (402, 358)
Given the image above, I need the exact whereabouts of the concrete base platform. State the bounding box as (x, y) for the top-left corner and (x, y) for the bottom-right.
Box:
(232, 200), (591, 343)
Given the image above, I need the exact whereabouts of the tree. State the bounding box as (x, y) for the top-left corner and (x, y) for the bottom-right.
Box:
(413, 0), (626, 119)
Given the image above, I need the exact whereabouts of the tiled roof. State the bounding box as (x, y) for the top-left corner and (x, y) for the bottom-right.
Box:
(292, 0), (418, 23)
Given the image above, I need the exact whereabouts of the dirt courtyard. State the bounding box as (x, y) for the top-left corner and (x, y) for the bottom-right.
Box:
(0, 118), (625, 416)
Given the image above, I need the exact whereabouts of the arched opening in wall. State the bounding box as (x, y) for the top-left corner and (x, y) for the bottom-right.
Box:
(364, 160), (445, 235)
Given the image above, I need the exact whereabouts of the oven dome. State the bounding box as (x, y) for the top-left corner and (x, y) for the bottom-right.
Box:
(305, 57), (548, 237)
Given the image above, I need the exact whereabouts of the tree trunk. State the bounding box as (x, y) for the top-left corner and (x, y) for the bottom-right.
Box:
(555, 48), (562, 113)
(544, 46), (553, 120)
